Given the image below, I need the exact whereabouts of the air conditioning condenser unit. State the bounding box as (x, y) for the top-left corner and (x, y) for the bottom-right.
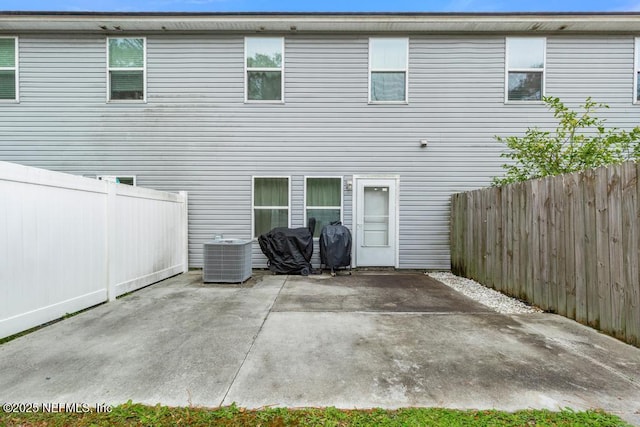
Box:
(203, 239), (252, 283)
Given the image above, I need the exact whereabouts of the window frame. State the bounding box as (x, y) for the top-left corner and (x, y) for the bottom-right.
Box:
(304, 176), (344, 238)
(252, 176), (291, 239)
(504, 37), (546, 104)
(0, 36), (18, 103)
(368, 37), (409, 104)
(106, 37), (147, 103)
(634, 37), (640, 104)
(244, 36), (285, 104)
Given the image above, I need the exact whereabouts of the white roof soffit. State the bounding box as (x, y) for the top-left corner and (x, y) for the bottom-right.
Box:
(1, 12), (640, 34)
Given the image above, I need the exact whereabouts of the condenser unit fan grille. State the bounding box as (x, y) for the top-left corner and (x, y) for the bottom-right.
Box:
(203, 239), (252, 283)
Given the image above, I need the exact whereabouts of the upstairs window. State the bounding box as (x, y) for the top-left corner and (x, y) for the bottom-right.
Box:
(253, 177), (289, 237)
(0, 37), (17, 101)
(369, 38), (408, 103)
(305, 177), (343, 238)
(245, 37), (283, 102)
(506, 37), (545, 102)
(108, 37), (145, 101)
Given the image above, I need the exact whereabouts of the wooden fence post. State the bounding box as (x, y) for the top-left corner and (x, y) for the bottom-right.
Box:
(574, 171), (587, 325)
(596, 165), (613, 335)
(621, 163), (638, 344)
(582, 169), (599, 329)
(546, 176), (558, 313)
(629, 164), (640, 346)
(535, 178), (549, 311)
(608, 164), (625, 339)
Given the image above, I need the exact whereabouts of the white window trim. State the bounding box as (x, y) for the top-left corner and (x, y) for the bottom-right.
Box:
(304, 176), (344, 237)
(634, 37), (640, 104)
(244, 37), (285, 104)
(368, 37), (409, 104)
(504, 37), (546, 104)
(252, 176), (291, 239)
(0, 36), (18, 103)
(97, 175), (137, 185)
(106, 37), (147, 103)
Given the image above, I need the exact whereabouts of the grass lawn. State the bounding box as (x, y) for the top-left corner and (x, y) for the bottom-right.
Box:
(0, 402), (631, 426)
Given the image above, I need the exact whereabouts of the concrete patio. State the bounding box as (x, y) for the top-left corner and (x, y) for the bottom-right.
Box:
(1, 271), (639, 425)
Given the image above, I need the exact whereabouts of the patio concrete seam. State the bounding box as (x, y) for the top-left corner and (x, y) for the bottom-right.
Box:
(219, 275), (288, 407)
(271, 310), (504, 315)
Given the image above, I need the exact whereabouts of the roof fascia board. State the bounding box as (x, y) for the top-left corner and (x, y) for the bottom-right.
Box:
(1, 12), (640, 34)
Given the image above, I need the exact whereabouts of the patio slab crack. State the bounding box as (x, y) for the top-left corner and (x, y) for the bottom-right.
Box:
(219, 275), (288, 407)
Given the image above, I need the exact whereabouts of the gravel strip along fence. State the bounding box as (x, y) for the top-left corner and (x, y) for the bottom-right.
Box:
(427, 272), (542, 314)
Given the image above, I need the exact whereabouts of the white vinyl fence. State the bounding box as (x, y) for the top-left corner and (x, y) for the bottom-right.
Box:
(0, 161), (188, 339)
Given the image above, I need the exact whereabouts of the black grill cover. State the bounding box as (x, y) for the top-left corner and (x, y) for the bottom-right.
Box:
(319, 223), (352, 269)
(258, 226), (313, 275)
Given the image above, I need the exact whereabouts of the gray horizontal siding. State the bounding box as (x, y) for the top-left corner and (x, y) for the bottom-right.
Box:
(1, 33), (639, 270)
(547, 36), (636, 120)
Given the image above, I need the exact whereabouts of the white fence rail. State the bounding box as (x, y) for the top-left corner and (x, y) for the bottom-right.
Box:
(0, 161), (188, 339)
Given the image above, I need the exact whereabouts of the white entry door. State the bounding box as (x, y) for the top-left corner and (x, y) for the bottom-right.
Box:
(354, 178), (398, 267)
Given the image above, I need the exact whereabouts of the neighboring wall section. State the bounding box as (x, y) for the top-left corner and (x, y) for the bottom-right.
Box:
(0, 161), (188, 339)
(0, 33), (638, 268)
(450, 162), (640, 348)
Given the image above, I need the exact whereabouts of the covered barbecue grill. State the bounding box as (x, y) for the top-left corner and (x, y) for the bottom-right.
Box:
(258, 218), (316, 275)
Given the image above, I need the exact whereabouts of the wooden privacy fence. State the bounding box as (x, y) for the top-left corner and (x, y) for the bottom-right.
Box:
(450, 161), (640, 347)
(0, 161), (188, 339)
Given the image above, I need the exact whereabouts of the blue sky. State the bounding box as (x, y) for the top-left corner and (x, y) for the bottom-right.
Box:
(2, 0), (640, 12)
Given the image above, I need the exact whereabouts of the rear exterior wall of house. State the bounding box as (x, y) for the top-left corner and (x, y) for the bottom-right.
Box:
(0, 32), (637, 269)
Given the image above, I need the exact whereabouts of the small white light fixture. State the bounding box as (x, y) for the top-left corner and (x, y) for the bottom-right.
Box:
(420, 139), (428, 148)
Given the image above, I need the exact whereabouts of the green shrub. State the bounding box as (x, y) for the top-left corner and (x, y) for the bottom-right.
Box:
(493, 96), (640, 186)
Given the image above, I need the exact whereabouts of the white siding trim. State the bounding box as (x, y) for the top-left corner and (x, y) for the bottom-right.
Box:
(106, 36), (147, 103)
(14, 36), (18, 103)
(504, 36), (546, 104)
(634, 37), (639, 104)
(143, 38), (147, 103)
